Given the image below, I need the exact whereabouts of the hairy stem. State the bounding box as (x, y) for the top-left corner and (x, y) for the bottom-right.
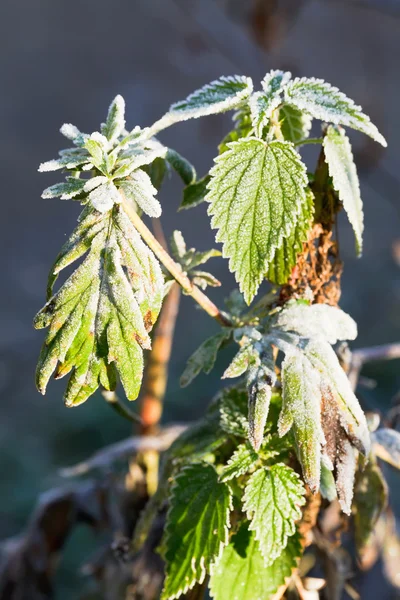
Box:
(120, 194), (232, 326)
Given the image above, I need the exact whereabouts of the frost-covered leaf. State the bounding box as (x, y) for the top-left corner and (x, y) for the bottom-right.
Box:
(60, 123), (85, 144)
(165, 149), (196, 185)
(42, 179), (86, 200)
(101, 95), (125, 142)
(372, 428), (400, 469)
(303, 338), (370, 456)
(119, 169), (161, 217)
(243, 464), (305, 564)
(223, 344), (259, 379)
(267, 187), (314, 284)
(113, 145), (167, 178)
(323, 125), (363, 254)
(191, 270), (221, 289)
(170, 230), (187, 260)
(179, 175), (211, 211)
(167, 417), (227, 462)
(279, 104), (312, 145)
(274, 301), (357, 344)
(250, 70), (291, 137)
(353, 459), (388, 554)
(219, 386), (249, 437)
(284, 77), (386, 146)
(220, 442), (259, 482)
(162, 463), (231, 600)
(164, 75), (253, 124)
(85, 133), (110, 173)
(210, 524), (302, 600)
(180, 330), (231, 388)
(279, 350), (324, 492)
(38, 154), (90, 172)
(206, 138), (307, 304)
(88, 181), (120, 213)
(247, 367), (273, 451)
(34, 205), (164, 406)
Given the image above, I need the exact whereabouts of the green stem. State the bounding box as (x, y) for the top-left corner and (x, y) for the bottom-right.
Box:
(295, 137), (323, 147)
(120, 193), (232, 327)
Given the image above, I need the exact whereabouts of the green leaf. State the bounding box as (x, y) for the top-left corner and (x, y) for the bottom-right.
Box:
(119, 169), (161, 218)
(320, 462), (337, 501)
(279, 104), (312, 145)
(220, 442), (259, 482)
(247, 367), (273, 451)
(210, 524), (301, 600)
(323, 125), (363, 254)
(372, 428), (400, 469)
(165, 75), (253, 123)
(284, 77), (386, 146)
(165, 148), (196, 185)
(162, 463), (232, 600)
(88, 180), (120, 213)
(243, 464), (305, 564)
(211, 529), (294, 599)
(279, 350), (324, 493)
(34, 205), (164, 406)
(274, 301), (357, 344)
(267, 187), (314, 284)
(206, 138), (307, 304)
(250, 70), (291, 137)
(180, 330), (231, 388)
(222, 344), (259, 379)
(219, 385), (249, 437)
(179, 175), (211, 211)
(167, 417), (227, 462)
(353, 459), (388, 555)
(101, 95), (126, 142)
(42, 178), (86, 200)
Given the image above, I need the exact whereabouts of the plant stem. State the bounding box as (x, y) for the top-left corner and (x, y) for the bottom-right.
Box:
(140, 281), (181, 434)
(295, 137), (323, 147)
(120, 194), (232, 327)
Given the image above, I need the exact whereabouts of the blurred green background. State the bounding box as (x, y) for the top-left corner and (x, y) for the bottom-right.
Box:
(1, 0), (400, 597)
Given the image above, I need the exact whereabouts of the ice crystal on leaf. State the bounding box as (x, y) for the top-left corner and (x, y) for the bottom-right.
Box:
(206, 138), (308, 304)
(34, 205), (164, 406)
(284, 77), (387, 146)
(250, 70), (291, 137)
(323, 125), (364, 254)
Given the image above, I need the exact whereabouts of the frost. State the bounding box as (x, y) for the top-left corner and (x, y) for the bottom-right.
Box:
(101, 94), (126, 142)
(206, 138), (308, 304)
(88, 181), (120, 213)
(274, 301), (357, 344)
(250, 70), (292, 137)
(324, 125), (364, 254)
(284, 77), (387, 146)
(119, 169), (161, 218)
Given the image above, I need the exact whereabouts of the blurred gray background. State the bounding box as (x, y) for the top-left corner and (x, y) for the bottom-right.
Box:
(1, 0), (400, 597)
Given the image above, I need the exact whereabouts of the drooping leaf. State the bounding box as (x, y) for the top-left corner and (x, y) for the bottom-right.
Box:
(279, 350), (324, 493)
(323, 125), (363, 254)
(247, 366), (273, 451)
(210, 524), (302, 600)
(34, 205), (163, 406)
(250, 70), (291, 137)
(303, 338), (370, 456)
(119, 169), (162, 217)
(163, 75), (253, 124)
(267, 187), (314, 284)
(180, 330), (231, 388)
(162, 463), (231, 600)
(372, 428), (400, 469)
(335, 436), (357, 514)
(222, 344), (259, 379)
(179, 175), (211, 211)
(206, 138), (308, 304)
(353, 459), (388, 554)
(220, 443), (259, 482)
(165, 149), (196, 185)
(101, 95), (126, 142)
(320, 462), (337, 501)
(279, 104), (312, 145)
(274, 301), (357, 345)
(284, 77), (386, 146)
(243, 463), (305, 564)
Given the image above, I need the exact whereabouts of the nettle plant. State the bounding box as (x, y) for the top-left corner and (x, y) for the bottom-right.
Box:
(35, 71), (397, 599)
